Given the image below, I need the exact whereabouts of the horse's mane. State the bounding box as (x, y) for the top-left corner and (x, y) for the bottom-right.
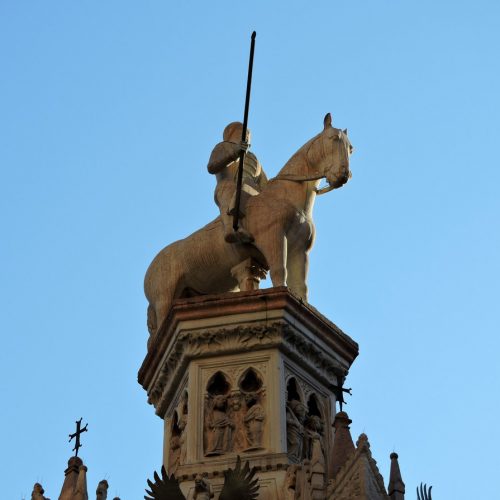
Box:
(273, 130), (324, 178)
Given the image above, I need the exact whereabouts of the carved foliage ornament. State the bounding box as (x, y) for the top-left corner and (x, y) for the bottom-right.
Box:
(148, 321), (342, 412)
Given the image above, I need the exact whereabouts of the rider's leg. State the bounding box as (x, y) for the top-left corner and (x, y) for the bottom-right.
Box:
(226, 191), (254, 243)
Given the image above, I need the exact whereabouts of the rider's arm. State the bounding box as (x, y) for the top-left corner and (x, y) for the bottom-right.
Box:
(207, 142), (241, 174)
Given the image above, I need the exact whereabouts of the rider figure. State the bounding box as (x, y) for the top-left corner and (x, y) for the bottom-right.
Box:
(207, 121), (267, 243)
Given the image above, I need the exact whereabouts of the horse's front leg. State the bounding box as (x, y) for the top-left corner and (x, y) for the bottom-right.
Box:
(286, 248), (309, 301)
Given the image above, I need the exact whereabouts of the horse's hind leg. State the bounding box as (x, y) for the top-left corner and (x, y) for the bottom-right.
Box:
(256, 230), (288, 287)
(286, 249), (309, 301)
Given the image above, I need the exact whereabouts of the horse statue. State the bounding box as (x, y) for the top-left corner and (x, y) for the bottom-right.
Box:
(144, 113), (353, 337)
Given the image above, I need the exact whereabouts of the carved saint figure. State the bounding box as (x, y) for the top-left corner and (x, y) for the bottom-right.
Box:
(229, 391), (246, 451)
(206, 394), (232, 455)
(31, 483), (49, 500)
(193, 474), (214, 499)
(304, 415), (325, 470)
(286, 399), (307, 461)
(169, 434), (181, 472)
(169, 411), (183, 473)
(284, 465), (299, 500)
(178, 411), (188, 464)
(243, 392), (265, 449)
(207, 121), (267, 243)
(96, 479), (109, 499)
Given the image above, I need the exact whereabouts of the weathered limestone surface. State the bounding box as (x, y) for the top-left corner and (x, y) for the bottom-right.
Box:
(138, 287), (359, 499)
(327, 434), (389, 500)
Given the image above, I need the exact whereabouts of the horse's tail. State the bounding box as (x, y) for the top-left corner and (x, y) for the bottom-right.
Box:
(147, 304), (157, 336)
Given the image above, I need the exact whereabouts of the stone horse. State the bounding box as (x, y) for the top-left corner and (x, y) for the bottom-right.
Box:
(145, 113), (352, 336)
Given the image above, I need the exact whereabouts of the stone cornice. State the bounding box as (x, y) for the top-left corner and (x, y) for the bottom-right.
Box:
(139, 287), (358, 393)
(175, 452), (290, 481)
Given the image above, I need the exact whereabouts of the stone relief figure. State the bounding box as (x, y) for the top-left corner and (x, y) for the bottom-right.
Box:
(286, 399), (307, 461)
(284, 465), (299, 500)
(243, 391), (265, 450)
(144, 114), (352, 337)
(283, 464), (315, 500)
(31, 483), (50, 500)
(205, 394), (232, 455)
(207, 122), (268, 244)
(178, 410), (188, 464)
(228, 391), (246, 452)
(178, 392), (188, 464)
(169, 412), (182, 473)
(304, 415), (325, 470)
(193, 474), (214, 500)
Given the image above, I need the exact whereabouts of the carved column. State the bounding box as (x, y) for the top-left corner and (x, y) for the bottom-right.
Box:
(138, 287), (358, 499)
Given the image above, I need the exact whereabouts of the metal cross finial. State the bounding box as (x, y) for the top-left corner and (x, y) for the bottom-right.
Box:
(330, 373), (352, 412)
(68, 418), (88, 457)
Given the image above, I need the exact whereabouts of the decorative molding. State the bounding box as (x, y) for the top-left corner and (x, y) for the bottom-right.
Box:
(147, 321), (345, 416)
(139, 288), (359, 393)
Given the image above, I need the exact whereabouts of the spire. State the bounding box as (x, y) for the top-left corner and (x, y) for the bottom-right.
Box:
(388, 452), (405, 500)
(58, 456), (88, 500)
(330, 411), (356, 479)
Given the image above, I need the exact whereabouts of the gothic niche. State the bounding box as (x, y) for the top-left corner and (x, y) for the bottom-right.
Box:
(239, 368), (265, 451)
(304, 394), (325, 471)
(204, 371), (232, 456)
(286, 378), (307, 462)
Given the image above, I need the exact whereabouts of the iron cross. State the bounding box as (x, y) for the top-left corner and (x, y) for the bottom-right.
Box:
(330, 373), (352, 412)
(68, 418), (88, 457)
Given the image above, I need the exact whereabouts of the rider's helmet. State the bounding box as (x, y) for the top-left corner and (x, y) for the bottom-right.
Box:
(223, 121), (251, 143)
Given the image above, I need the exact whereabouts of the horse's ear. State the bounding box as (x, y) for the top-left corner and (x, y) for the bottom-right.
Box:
(343, 128), (348, 135)
(323, 113), (332, 129)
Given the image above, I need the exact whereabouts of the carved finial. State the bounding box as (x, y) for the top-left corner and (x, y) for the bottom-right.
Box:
(356, 432), (369, 448)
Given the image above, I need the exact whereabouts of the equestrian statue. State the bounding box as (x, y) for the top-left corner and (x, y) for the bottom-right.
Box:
(144, 113), (353, 338)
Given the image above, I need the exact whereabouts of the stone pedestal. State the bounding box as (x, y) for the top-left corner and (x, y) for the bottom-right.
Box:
(138, 287), (358, 499)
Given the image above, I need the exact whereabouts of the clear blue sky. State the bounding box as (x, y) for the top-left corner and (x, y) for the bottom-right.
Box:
(1, 1), (499, 499)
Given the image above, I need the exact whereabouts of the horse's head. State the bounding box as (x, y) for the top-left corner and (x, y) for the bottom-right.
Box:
(310, 113), (353, 190)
